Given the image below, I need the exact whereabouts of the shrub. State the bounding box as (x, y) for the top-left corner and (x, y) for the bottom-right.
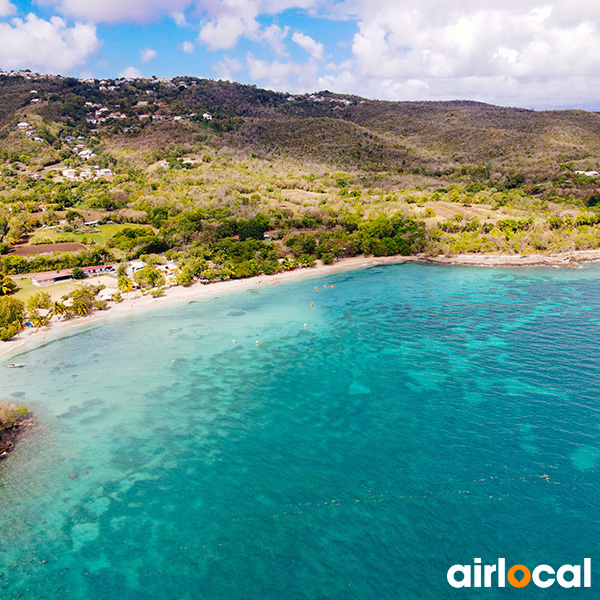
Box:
(0, 402), (28, 431)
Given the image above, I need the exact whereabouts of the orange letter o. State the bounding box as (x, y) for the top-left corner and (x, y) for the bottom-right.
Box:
(508, 565), (531, 588)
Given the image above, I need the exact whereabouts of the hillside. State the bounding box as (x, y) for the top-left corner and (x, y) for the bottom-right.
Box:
(2, 71), (600, 341)
(2, 73), (600, 179)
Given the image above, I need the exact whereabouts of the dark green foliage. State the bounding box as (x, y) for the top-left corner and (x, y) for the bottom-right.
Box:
(71, 266), (85, 279)
(0, 296), (24, 340)
(237, 215), (270, 241)
(0, 249), (114, 275)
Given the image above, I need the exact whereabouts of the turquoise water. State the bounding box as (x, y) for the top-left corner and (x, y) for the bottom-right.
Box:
(2, 262), (600, 599)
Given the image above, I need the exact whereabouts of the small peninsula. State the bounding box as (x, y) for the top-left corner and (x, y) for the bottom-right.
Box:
(0, 401), (32, 457)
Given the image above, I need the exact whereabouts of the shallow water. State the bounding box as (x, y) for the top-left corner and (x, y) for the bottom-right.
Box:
(2, 262), (600, 599)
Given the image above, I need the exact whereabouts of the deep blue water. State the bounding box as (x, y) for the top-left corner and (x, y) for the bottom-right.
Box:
(2, 262), (600, 599)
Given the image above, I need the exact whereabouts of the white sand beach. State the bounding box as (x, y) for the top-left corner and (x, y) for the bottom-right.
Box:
(2, 248), (600, 361)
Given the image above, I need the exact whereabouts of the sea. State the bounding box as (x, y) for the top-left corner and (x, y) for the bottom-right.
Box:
(1, 262), (600, 599)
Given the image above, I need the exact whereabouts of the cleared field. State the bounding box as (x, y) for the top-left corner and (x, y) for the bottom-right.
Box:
(9, 242), (87, 256)
(29, 224), (135, 246)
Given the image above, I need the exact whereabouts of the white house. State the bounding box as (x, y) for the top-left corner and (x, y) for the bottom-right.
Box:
(203, 113), (213, 120)
(79, 149), (95, 160)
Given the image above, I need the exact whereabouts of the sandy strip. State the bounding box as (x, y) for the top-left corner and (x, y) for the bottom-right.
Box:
(2, 249), (600, 361)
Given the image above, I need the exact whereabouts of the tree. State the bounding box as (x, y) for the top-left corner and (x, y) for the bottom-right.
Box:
(26, 291), (51, 314)
(72, 299), (91, 316)
(0, 296), (24, 340)
(52, 301), (67, 320)
(71, 266), (86, 280)
(0, 274), (17, 296)
(118, 275), (133, 293)
(134, 265), (165, 289)
(176, 267), (194, 286)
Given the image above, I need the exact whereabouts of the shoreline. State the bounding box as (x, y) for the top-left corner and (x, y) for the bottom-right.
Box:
(2, 248), (600, 361)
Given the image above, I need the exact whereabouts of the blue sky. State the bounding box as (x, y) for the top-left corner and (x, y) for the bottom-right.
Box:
(1, 0), (599, 109)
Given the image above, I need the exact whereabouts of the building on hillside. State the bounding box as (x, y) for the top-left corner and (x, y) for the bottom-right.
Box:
(79, 149), (95, 160)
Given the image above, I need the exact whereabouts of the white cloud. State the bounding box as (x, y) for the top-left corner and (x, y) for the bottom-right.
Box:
(140, 47), (157, 63)
(182, 40), (194, 53)
(329, 0), (600, 107)
(0, 14), (99, 72)
(0, 0), (16, 17)
(213, 55), (242, 80)
(198, 0), (260, 50)
(172, 11), (187, 26)
(247, 55), (303, 87)
(119, 65), (142, 78)
(39, 0), (192, 24)
(291, 31), (323, 60)
(246, 53), (322, 91)
(261, 23), (289, 55)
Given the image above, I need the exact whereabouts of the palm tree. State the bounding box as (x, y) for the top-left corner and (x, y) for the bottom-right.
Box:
(72, 299), (91, 317)
(52, 301), (67, 320)
(0, 275), (16, 296)
(30, 314), (48, 328)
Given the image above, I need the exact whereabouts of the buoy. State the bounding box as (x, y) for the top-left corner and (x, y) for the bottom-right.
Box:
(304, 323), (307, 328)
(256, 340), (259, 345)
(324, 285), (328, 288)
(314, 287), (318, 289)
(233, 340), (236, 344)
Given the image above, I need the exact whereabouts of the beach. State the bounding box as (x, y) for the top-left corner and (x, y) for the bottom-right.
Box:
(2, 248), (600, 361)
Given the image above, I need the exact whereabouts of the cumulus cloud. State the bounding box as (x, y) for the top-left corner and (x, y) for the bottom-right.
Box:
(0, 14), (99, 72)
(182, 40), (194, 53)
(343, 0), (600, 106)
(38, 0), (192, 24)
(118, 65), (142, 78)
(196, 0), (312, 52)
(291, 31), (323, 60)
(213, 55), (242, 80)
(140, 47), (157, 63)
(261, 23), (289, 55)
(0, 0), (16, 17)
(246, 53), (321, 91)
(198, 0), (260, 50)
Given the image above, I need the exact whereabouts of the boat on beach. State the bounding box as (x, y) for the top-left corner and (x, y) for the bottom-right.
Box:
(6, 363), (25, 368)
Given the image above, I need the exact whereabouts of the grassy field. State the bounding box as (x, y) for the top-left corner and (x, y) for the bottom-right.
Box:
(12, 277), (76, 303)
(11, 274), (118, 303)
(29, 224), (134, 246)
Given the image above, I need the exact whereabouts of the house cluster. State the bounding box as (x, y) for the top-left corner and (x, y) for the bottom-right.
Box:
(127, 259), (179, 286)
(287, 94), (352, 109)
(85, 104), (129, 125)
(15, 121), (44, 142)
(0, 70), (55, 80)
(62, 166), (114, 181)
(575, 170), (600, 177)
(71, 144), (97, 161)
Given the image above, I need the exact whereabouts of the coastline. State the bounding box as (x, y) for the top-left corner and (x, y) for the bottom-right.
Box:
(2, 248), (600, 361)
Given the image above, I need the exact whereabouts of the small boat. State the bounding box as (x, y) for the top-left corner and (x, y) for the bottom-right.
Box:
(6, 363), (25, 368)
